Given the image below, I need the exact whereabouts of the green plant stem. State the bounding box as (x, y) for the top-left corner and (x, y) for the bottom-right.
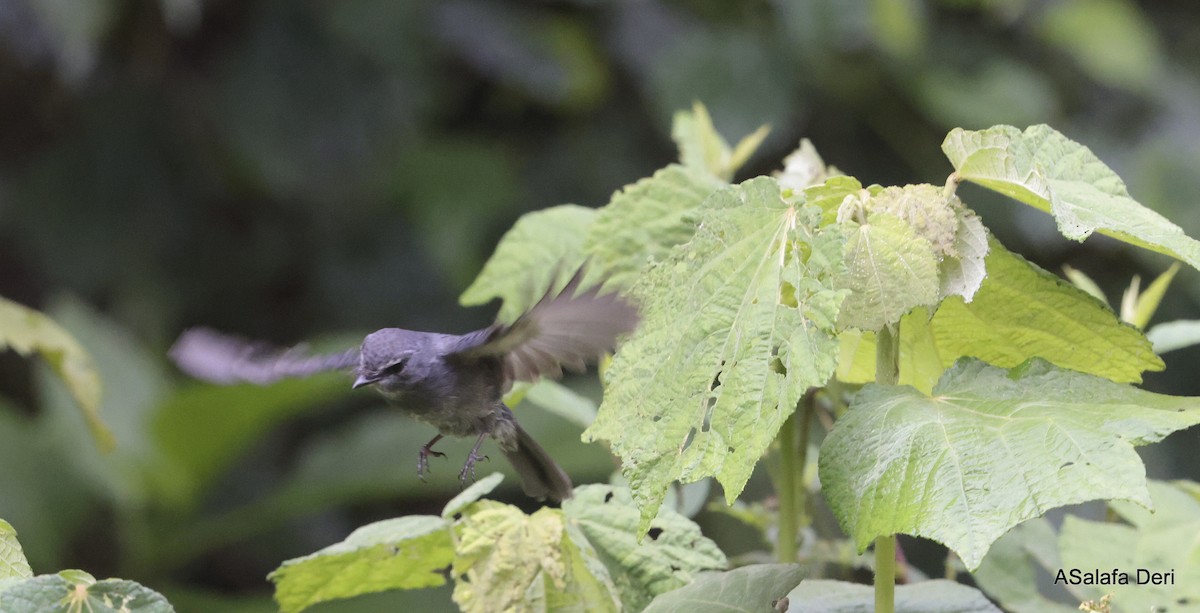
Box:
(777, 411), (799, 564)
(874, 323), (900, 613)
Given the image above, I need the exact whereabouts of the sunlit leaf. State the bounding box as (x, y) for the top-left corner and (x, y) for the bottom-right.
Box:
(1061, 265), (1107, 304)
(1131, 262), (1179, 329)
(672, 102), (769, 182)
(585, 177), (847, 531)
(943, 124), (1200, 269)
(820, 358), (1200, 569)
(836, 213), (939, 331)
(0, 520), (32, 582)
(562, 484), (726, 611)
(269, 516), (454, 613)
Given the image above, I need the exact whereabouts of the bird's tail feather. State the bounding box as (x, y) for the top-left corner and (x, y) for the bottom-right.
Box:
(503, 423), (573, 501)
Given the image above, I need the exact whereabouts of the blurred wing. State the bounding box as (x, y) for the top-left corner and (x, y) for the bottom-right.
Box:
(451, 269), (639, 383)
(169, 328), (359, 385)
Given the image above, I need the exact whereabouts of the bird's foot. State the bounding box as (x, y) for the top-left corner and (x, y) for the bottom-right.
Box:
(417, 434), (447, 482)
(457, 450), (490, 485)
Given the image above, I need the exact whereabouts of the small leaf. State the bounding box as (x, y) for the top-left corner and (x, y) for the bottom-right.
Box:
(820, 358), (1200, 569)
(785, 579), (1001, 613)
(442, 473), (504, 519)
(642, 564), (803, 613)
(585, 177), (847, 532)
(269, 516), (453, 613)
(0, 297), (112, 451)
(1058, 481), (1200, 610)
(0, 574), (174, 613)
(672, 102), (768, 181)
(0, 520), (32, 581)
(562, 484), (726, 611)
(776, 140), (838, 193)
(1061, 265), (1107, 304)
(943, 124), (1200, 270)
(1146, 319), (1200, 354)
(459, 204), (596, 322)
(582, 164), (721, 289)
(837, 213), (940, 330)
(1132, 262), (1180, 330)
(451, 501), (620, 613)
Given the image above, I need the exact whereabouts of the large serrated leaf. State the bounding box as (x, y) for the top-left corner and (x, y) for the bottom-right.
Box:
(819, 358), (1200, 570)
(0, 520), (32, 582)
(838, 238), (1162, 392)
(451, 501), (620, 613)
(943, 124), (1200, 269)
(582, 164), (721, 288)
(0, 573), (174, 613)
(459, 204), (596, 322)
(561, 484), (726, 611)
(785, 579), (1001, 613)
(1057, 481), (1200, 611)
(836, 213), (940, 331)
(269, 516), (453, 613)
(0, 296), (113, 451)
(642, 564), (802, 613)
(584, 177), (847, 532)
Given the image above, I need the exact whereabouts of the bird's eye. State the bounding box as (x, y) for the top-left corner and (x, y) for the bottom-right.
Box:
(381, 358), (408, 375)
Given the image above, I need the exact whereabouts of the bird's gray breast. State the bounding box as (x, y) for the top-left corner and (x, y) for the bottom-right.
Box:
(375, 353), (505, 437)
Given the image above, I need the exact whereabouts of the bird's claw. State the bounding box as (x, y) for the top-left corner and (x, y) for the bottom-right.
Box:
(417, 447), (447, 482)
(457, 452), (489, 485)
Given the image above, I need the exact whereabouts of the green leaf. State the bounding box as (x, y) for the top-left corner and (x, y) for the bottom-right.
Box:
(441, 473), (504, 519)
(1037, 0), (1164, 92)
(1058, 481), (1200, 610)
(459, 204), (596, 322)
(819, 358), (1200, 569)
(582, 164), (721, 289)
(943, 124), (1200, 269)
(0, 574), (174, 613)
(776, 140), (840, 194)
(519, 379), (596, 430)
(971, 519), (1078, 613)
(672, 102), (769, 182)
(0, 520), (32, 581)
(585, 177), (847, 531)
(642, 564), (802, 613)
(1061, 265), (1107, 304)
(269, 516), (454, 613)
(1146, 319), (1200, 354)
(838, 239), (1162, 391)
(0, 296), (113, 451)
(837, 213), (940, 330)
(784, 579), (1001, 612)
(1131, 262), (1180, 329)
(562, 484), (727, 611)
(450, 501), (620, 613)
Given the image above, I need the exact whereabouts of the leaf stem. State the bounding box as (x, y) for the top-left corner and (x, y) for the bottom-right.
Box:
(874, 323), (900, 613)
(777, 411), (799, 564)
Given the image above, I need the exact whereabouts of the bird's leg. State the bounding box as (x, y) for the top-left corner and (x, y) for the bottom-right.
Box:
(458, 432), (490, 485)
(417, 434), (446, 481)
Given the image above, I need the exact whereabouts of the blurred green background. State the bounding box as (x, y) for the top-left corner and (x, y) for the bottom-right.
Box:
(1, 0), (1199, 610)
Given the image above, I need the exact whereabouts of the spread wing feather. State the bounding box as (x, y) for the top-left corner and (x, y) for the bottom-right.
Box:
(169, 328), (358, 385)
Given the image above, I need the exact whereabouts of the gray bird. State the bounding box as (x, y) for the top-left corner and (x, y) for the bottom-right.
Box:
(169, 270), (638, 501)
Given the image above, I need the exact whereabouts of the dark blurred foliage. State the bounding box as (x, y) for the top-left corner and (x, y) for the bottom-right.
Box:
(1, 0), (1199, 610)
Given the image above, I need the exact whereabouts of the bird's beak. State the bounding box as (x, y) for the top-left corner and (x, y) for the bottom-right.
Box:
(352, 374), (377, 390)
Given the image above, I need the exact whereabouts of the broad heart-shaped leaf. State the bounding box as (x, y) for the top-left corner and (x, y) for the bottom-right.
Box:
(269, 515), (454, 613)
(785, 579), (1001, 613)
(459, 204), (595, 322)
(672, 101), (769, 182)
(819, 358), (1200, 570)
(0, 296), (113, 451)
(582, 164), (722, 289)
(943, 124), (1200, 269)
(838, 238), (1162, 392)
(0, 520), (32, 581)
(451, 501), (620, 613)
(585, 177), (848, 532)
(836, 213), (940, 331)
(1057, 481), (1200, 611)
(0, 573), (173, 613)
(562, 484), (727, 611)
(642, 564), (802, 613)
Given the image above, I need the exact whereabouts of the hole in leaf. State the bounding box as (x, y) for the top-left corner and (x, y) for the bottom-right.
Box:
(701, 398), (715, 432)
(727, 446), (735, 453)
(648, 527), (664, 540)
(669, 564), (681, 572)
(770, 357), (786, 375)
(1178, 597), (1190, 605)
(604, 491), (614, 503)
(780, 281), (798, 307)
(682, 427), (697, 451)
(1059, 461), (1074, 470)
(452, 513), (463, 521)
(652, 415), (662, 422)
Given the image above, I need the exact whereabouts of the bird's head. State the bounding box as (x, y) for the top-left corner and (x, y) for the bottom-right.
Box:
(353, 328), (414, 390)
